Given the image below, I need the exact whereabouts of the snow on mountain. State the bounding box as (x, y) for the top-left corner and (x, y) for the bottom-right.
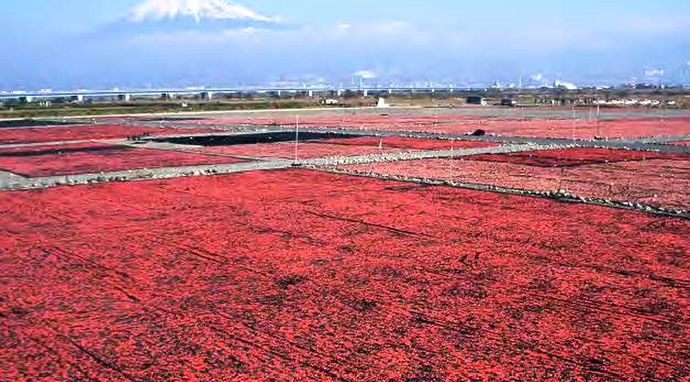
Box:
(129, 0), (277, 23)
(92, 0), (282, 37)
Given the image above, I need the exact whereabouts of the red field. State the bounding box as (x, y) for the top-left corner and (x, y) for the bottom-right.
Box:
(338, 148), (690, 210)
(318, 136), (497, 151)
(196, 115), (690, 139)
(194, 142), (395, 159)
(421, 118), (690, 139)
(0, 124), (220, 144)
(196, 114), (481, 128)
(1, 169), (688, 380)
(469, 148), (684, 167)
(0, 142), (244, 177)
(191, 137), (496, 159)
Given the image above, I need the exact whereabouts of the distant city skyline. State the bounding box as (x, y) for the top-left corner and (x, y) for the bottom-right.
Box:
(2, 0), (689, 90)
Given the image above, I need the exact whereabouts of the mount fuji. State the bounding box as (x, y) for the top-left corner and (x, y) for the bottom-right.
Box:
(109, 0), (281, 34)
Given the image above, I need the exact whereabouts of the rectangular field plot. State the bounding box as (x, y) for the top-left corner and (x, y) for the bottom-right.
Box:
(194, 114), (482, 128)
(317, 136), (497, 151)
(438, 118), (690, 139)
(200, 115), (690, 139)
(1, 169), (688, 380)
(191, 137), (496, 159)
(0, 124), (220, 144)
(337, 148), (690, 210)
(469, 148), (680, 167)
(309, 117), (690, 140)
(0, 142), (245, 177)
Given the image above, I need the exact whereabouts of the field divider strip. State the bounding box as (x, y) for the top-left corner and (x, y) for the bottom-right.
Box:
(0, 160), (294, 191)
(304, 167), (690, 219)
(296, 143), (562, 167)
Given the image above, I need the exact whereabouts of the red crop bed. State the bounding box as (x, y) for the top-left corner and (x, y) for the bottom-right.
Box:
(497, 118), (690, 139)
(192, 137), (495, 159)
(194, 142), (395, 159)
(348, 118), (690, 139)
(196, 114), (485, 129)
(338, 148), (690, 210)
(0, 124), (220, 144)
(196, 115), (690, 139)
(0, 142), (244, 177)
(418, 116), (688, 140)
(469, 148), (681, 168)
(1, 170), (689, 380)
(318, 136), (497, 151)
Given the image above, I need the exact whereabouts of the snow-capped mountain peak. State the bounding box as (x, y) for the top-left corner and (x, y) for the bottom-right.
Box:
(129, 0), (277, 23)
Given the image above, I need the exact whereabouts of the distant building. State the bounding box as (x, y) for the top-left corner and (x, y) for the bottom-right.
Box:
(554, 80), (579, 90)
(501, 98), (518, 107)
(376, 97), (391, 108)
(466, 96), (487, 106)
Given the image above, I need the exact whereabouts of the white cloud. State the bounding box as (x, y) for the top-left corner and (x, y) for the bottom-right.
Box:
(330, 21), (417, 37)
(373, 21), (409, 34)
(354, 70), (378, 79)
(644, 68), (665, 77)
(335, 24), (352, 35)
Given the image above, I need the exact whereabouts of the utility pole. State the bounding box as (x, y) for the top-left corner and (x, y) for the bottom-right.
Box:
(596, 105), (601, 138)
(571, 104), (576, 140)
(294, 115), (300, 164)
(449, 143), (455, 183)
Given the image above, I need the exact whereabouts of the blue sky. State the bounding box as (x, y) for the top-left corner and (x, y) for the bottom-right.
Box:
(1, 0), (689, 89)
